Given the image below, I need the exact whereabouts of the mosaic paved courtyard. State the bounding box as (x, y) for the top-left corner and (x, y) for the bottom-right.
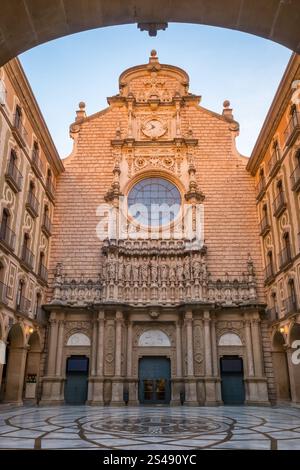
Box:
(0, 405), (300, 450)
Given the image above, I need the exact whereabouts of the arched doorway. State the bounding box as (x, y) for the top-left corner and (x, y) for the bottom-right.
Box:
(272, 331), (291, 402)
(0, 0), (299, 66)
(288, 323), (300, 403)
(2, 323), (27, 404)
(24, 331), (42, 403)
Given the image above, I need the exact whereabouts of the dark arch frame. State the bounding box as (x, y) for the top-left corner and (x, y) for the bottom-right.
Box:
(0, 1), (299, 66)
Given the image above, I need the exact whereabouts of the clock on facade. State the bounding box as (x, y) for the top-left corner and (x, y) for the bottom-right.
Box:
(141, 119), (167, 139)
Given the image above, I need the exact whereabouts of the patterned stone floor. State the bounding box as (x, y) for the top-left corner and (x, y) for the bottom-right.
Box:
(0, 405), (300, 450)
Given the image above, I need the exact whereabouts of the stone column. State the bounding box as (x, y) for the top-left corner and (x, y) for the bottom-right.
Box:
(176, 321), (182, 377)
(91, 310), (105, 405)
(111, 310), (124, 405)
(184, 310), (197, 405)
(41, 313), (64, 405)
(55, 320), (65, 376)
(210, 316), (221, 403)
(245, 319), (254, 377)
(203, 310), (217, 405)
(91, 317), (97, 376)
(247, 315), (269, 405)
(126, 320), (137, 405)
(47, 317), (58, 376)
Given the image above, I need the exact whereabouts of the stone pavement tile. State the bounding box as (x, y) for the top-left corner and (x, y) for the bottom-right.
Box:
(41, 439), (99, 449)
(42, 432), (80, 439)
(262, 430), (300, 439)
(277, 439), (300, 450)
(0, 438), (35, 449)
(120, 444), (193, 450)
(228, 433), (269, 440)
(1, 429), (44, 438)
(167, 439), (222, 447)
(90, 438), (147, 447)
(30, 425), (61, 432)
(214, 440), (271, 450)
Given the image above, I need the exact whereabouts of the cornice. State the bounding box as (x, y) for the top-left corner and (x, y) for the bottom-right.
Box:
(247, 53), (300, 175)
(4, 57), (64, 175)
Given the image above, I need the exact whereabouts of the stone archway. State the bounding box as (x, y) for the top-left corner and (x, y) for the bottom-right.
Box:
(288, 323), (300, 403)
(2, 323), (27, 404)
(272, 330), (291, 403)
(24, 331), (42, 402)
(0, 1), (300, 66)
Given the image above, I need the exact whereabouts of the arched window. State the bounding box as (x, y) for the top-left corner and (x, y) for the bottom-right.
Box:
(288, 279), (297, 311)
(34, 293), (41, 318)
(128, 177), (181, 227)
(271, 292), (278, 319)
(0, 262), (7, 303)
(273, 140), (281, 161)
(265, 250), (274, 281)
(38, 252), (47, 282)
(0, 208), (15, 250)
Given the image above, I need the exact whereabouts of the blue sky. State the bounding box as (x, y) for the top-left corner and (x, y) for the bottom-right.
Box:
(20, 23), (291, 158)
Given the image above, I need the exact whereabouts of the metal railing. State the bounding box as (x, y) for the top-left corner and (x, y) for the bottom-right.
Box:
(278, 246), (292, 268)
(46, 180), (55, 200)
(41, 213), (52, 236)
(0, 281), (9, 304)
(266, 306), (279, 321)
(264, 263), (275, 282)
(0, 223), (16, 251)
(38, 263), (48, 282)
(32, 148), (44, 176)
(284, 296), (298, 315)
(256, 177), (266, 199)
(16, 295), (31, 315)
(284, 112), (300, 145)
(26, 191), (40, 217)
(273, 191), (286, 217)
(13, 113), (28, 145)
(259, 215), (270, 236)
(290, 164), (300, 191)
(5, 161), (23, 192)
(267, 148), (281, 176)
(21, 245), (35, 270)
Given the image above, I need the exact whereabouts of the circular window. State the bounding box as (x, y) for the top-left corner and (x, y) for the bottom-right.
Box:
(128, 177), (181, 227)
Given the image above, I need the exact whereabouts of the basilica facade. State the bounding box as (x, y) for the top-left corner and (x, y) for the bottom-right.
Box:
(0, 51), (299, 407)
(40, 51), (270, 406)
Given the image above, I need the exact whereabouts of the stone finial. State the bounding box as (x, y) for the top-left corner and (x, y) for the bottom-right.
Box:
(150, 49), (157, 58)
(222, 100), (234, 122)
(75, 101), (86, 122)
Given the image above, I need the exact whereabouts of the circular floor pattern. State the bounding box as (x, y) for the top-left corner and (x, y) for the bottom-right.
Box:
(0, 406), (300, 450)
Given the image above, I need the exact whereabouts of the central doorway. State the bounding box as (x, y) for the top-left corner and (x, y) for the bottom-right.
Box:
(138, 357), (171, 405)
(64, 355), (89, 405)
(220, 356), (245, 405)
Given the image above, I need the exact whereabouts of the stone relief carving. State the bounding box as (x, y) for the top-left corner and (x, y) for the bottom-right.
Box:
(51, 248), (258, 307)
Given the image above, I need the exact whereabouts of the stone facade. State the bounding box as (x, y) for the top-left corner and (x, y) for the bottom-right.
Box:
(247, 53), (300, 405)
(0, 51), (299, 408)
(40, 51), (269, 406)
(0, 58), (64, 403)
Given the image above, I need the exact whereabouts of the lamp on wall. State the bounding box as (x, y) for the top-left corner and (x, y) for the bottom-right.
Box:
(28, 327), (34, 334)
(279, 326), (285, 334)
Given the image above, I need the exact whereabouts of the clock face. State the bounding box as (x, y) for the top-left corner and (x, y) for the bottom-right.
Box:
(142, 119), (167, 139)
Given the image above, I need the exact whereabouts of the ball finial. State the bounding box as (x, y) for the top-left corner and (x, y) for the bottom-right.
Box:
(79, 101), (86, 110)
(223, 100), (230, 108)
(150, 49), (157, 57)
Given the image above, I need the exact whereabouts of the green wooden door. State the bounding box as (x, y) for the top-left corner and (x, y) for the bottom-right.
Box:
(139, 357), (171, 404)
(220, 356), (245, 405)
(64, 356), (89, 405)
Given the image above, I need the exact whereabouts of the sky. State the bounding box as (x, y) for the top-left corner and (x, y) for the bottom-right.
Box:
(19, 23), (291, 159)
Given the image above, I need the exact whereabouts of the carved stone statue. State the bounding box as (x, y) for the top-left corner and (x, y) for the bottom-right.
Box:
(141, 257), (149, 284)
(125, 257), (132, 283)
(184, 256), (191, 282)
(132, 257), (140, 283)
(160, 257), (168, 283)
(150, 257), (158, 283)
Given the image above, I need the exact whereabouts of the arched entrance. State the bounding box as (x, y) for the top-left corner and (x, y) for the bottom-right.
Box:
(272, 331), (291, 402)
(0, 1), (299, 66)
(138, 356), (171, 405)
(288, 323), (300, 403)
(2, 323), (26, 404)
(23, 331), (42, 403)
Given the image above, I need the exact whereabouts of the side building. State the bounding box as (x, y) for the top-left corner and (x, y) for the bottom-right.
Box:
(0, 58), (64, 403)
(247, 53), (300, 405)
